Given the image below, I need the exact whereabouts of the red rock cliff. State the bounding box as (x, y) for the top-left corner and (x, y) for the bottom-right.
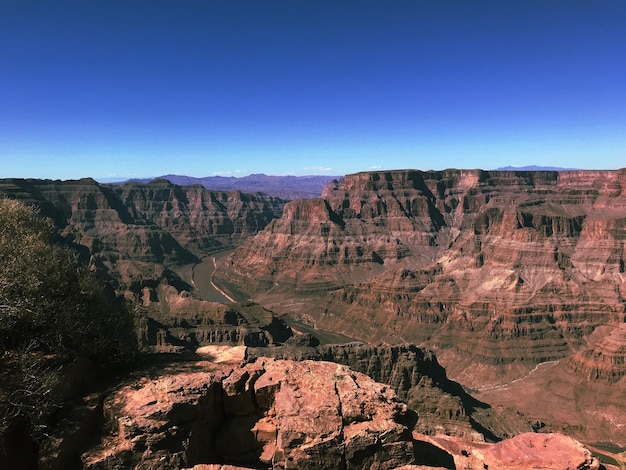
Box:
(216, 169), (626, 376)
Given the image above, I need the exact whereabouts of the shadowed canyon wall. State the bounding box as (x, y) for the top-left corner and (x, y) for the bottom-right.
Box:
(0, 177), (285, 287)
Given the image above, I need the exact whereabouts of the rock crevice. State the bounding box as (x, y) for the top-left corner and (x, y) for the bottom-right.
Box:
(82, 359), (417, 469)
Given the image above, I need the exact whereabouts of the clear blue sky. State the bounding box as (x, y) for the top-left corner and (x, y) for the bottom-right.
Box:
(1, 1), (625, 180)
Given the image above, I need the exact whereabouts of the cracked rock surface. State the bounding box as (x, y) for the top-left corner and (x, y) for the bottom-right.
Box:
(82, 358), (415, 469)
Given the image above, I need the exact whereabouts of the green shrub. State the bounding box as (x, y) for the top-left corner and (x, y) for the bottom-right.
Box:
(0, 198), (136, 364)
(0, 198), (137, 439)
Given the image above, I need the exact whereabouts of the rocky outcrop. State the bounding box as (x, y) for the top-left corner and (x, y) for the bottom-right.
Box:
(65, 353), (604, 470)
(82, 359), (417, 469)
(247, 341), (533, 441)
(248, 341), (447, 395)
(137, 299), (293, 351)
(413, 431), (602, 470)
(567, 323), (626, 382)
(0, 178), (285, 286)
(216, 169), (626, 376)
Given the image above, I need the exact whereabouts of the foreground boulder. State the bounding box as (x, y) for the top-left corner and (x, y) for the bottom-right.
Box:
(247, 341), (534, 441)
(82, 358), (416, 469)
(413, 431), (603, 470)
(70, 349), (606, 469)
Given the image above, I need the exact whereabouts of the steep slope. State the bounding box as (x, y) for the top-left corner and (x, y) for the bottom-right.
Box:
(216, 169), (626, 378)
(477, 332), (626, 447)
(568, 323), (626, 382)
(214, 168), (626, 447)
(0, 178), (285, 287)
(137, 294), (294, 352)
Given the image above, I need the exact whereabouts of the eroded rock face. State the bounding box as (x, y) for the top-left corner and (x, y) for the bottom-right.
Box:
(82, 359), (416, 469)
(0, 178), (285, 285)
(246, 342), (533, 441)
(568, 323), (626, 382)
(216, 169), (626, 375)
(137, 300), (293, 351)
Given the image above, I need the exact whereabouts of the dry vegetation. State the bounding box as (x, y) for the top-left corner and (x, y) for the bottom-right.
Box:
(0, 198), (137, 443)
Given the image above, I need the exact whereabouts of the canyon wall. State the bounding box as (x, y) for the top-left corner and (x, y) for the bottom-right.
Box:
(0, 178), (285, 286)
(216, 169), (626, 375)
(137, 297), (294, 352)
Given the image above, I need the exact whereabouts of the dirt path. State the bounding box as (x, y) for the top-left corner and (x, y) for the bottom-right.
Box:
(475, 360), (560, 392)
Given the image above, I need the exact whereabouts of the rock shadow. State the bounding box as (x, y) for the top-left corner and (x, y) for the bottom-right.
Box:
(412, 439), (456, 469)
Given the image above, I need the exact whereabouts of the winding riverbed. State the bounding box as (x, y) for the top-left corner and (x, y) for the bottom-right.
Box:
(191, 249), (235, 303)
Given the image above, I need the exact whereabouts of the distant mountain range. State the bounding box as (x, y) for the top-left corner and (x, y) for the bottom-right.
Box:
(112, 168), (582, 200)
(119, 174), (341, 200)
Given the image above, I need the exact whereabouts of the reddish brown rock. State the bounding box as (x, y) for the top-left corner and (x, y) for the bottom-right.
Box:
(246, 342), (534, 441)
(81, 358), (416, 469)
(414, 431), (602, 470)
(475, 352), (626, 449)
(216, 169), (626, 378)
(481, 432), (601, 469)
(214, 169), (626, 447)
(568, 323), (626, 382)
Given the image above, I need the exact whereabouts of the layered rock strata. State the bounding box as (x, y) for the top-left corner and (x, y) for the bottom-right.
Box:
(137, 297), (293, 351)
(0, 178), (285, 286)
(216, 169), (626, 375)
(475, 353), (626, 449)
(568, 323), (626, 382)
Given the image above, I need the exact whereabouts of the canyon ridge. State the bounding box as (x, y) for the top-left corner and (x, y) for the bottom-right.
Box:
(215, 169), (626, 448)
(0, 170), (624, 468)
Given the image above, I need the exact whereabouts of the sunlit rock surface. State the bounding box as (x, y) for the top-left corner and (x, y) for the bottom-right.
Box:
(217, 169), (626, 374)
(82, 358), (416, 469)
(412, 431), (602, 470)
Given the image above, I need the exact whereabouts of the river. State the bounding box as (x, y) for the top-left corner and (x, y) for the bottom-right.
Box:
(191, 249), (236, 303)
(190, 252), (361, 344)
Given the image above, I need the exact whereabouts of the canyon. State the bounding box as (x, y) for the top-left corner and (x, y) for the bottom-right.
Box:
(1, 170), (625, 468)
(0, 177), (285, 288)
(215, 169), (626, 447)
(41, 349), (603, 470)
(133, 174), (339, 200)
